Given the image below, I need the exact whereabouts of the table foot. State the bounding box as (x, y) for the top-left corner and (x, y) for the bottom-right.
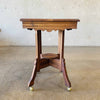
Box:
(62, 59), (71, 88)
(28, 60), (37, 87)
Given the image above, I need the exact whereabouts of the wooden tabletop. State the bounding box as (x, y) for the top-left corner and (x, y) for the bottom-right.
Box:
(20, 19), (80, 31)
(20, 19), (80, 22)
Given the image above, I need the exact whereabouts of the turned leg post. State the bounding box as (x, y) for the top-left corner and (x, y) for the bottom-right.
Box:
(35, 30), (42, 72)
(58, 30), (64, 71)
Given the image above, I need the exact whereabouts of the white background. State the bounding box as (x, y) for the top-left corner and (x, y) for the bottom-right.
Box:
(0, 0), (100, 46)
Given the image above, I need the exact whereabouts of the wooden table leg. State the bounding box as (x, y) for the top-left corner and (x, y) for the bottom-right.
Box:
(58, 30), (72, 91)
(61, 59), (71, 88)
(35, 30), (42, 72)
(28, 59), (37, 87)
(58, 30), (64, 72)
(28, 30), (42, 90)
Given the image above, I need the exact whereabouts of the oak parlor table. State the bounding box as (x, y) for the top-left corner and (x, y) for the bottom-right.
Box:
(20, 19), (80, 91)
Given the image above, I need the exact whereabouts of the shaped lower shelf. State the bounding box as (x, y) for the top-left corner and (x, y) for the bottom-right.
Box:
(41, 53), (59, 59)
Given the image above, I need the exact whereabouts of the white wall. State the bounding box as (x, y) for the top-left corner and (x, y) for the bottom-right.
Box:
(0, 0), (100, 46)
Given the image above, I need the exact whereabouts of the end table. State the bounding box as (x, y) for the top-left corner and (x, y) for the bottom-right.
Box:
(20, 19), (80, 91)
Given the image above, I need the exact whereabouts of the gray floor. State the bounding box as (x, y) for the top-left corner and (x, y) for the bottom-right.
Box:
(0, 46), (100, 100)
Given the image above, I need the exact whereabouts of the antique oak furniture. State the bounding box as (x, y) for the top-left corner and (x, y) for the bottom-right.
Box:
(20, 19), (80, 91)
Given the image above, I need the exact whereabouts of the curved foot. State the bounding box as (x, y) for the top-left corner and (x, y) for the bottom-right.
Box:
(28, 60), (37, 87)
(62, 59), (71, 88)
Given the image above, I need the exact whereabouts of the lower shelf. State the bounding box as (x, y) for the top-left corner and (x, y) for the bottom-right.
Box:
(41, 53), (59, 59)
